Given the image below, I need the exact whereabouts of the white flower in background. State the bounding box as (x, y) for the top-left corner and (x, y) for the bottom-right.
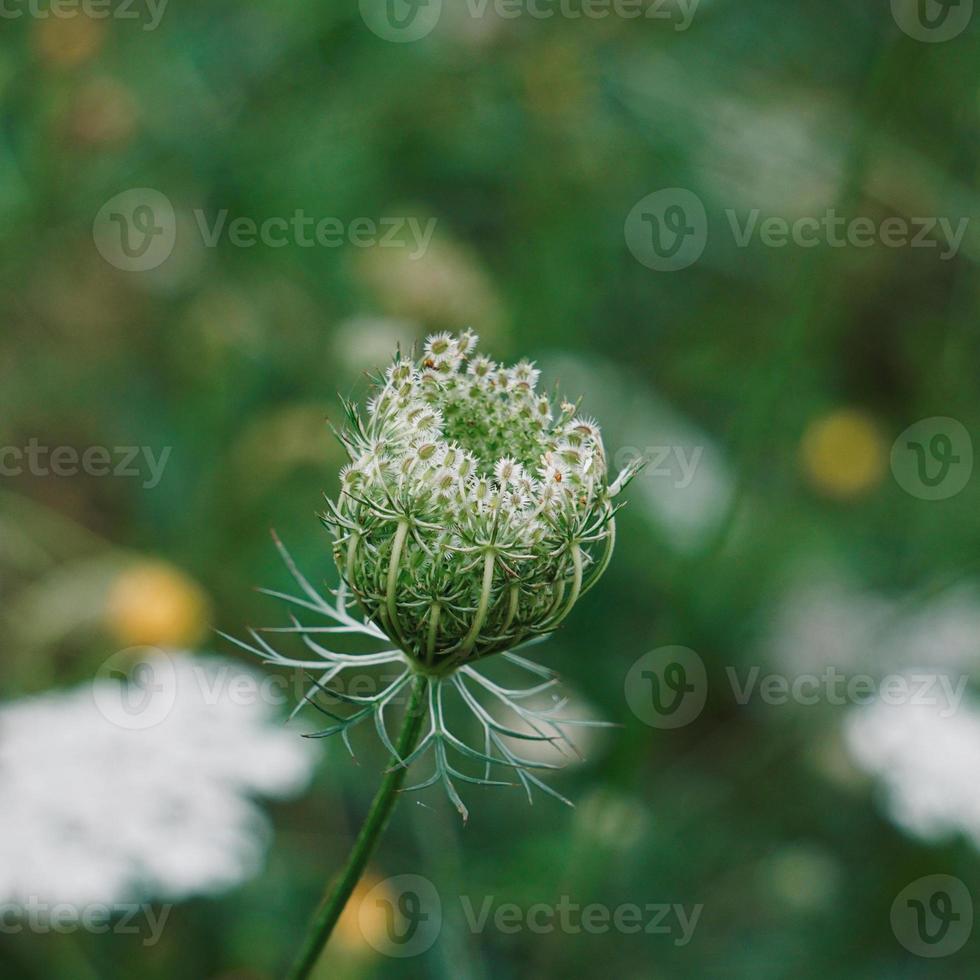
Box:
(697, 94), (845, 217)
(765, 569), (980, 677)
(763, 571), (896, 675)
(544, 354), (733, 553)
(845, 682), (980, 848)
(887, 585), (980, 674)
(0, 652), (315, 908)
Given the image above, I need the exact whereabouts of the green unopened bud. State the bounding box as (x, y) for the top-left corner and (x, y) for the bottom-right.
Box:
(327, 332), (627, 674)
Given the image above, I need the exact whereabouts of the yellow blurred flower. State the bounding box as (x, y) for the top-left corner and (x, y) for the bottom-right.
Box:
(331, 872), (390, 957)
(800, 409), (886, 499)
(34, 14), (106, 69)
(105, 561), (210, 648)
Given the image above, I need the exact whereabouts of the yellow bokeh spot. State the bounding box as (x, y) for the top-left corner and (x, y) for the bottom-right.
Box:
(34, 14), (106, 70)
(331, 872), (389, 957)
(105, 561), (210, 649)
(800, 409), (886, 499)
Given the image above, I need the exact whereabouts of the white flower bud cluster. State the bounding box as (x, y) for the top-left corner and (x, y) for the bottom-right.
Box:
(325, 331), (631, 672)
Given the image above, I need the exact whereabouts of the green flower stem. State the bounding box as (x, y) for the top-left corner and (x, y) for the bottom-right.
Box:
(285, 673), (430, 980)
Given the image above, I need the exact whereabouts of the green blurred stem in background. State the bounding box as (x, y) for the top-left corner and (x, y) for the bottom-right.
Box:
(286, 673), (430, 980)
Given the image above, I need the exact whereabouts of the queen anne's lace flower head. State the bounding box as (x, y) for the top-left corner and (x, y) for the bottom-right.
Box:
(325, 331), (638, 673)
(237, 331), (642, 819)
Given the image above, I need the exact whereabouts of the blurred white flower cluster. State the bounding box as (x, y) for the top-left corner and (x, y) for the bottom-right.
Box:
(0, 653), (315, 908)
(845, 681), (980, 848)
(766, 573), (980, 676)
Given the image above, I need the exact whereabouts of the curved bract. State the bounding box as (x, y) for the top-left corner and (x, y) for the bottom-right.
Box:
(324, 331), (637, 673)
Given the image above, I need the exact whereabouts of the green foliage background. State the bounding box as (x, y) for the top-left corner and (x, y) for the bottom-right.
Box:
(1, 2), (979, 977)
